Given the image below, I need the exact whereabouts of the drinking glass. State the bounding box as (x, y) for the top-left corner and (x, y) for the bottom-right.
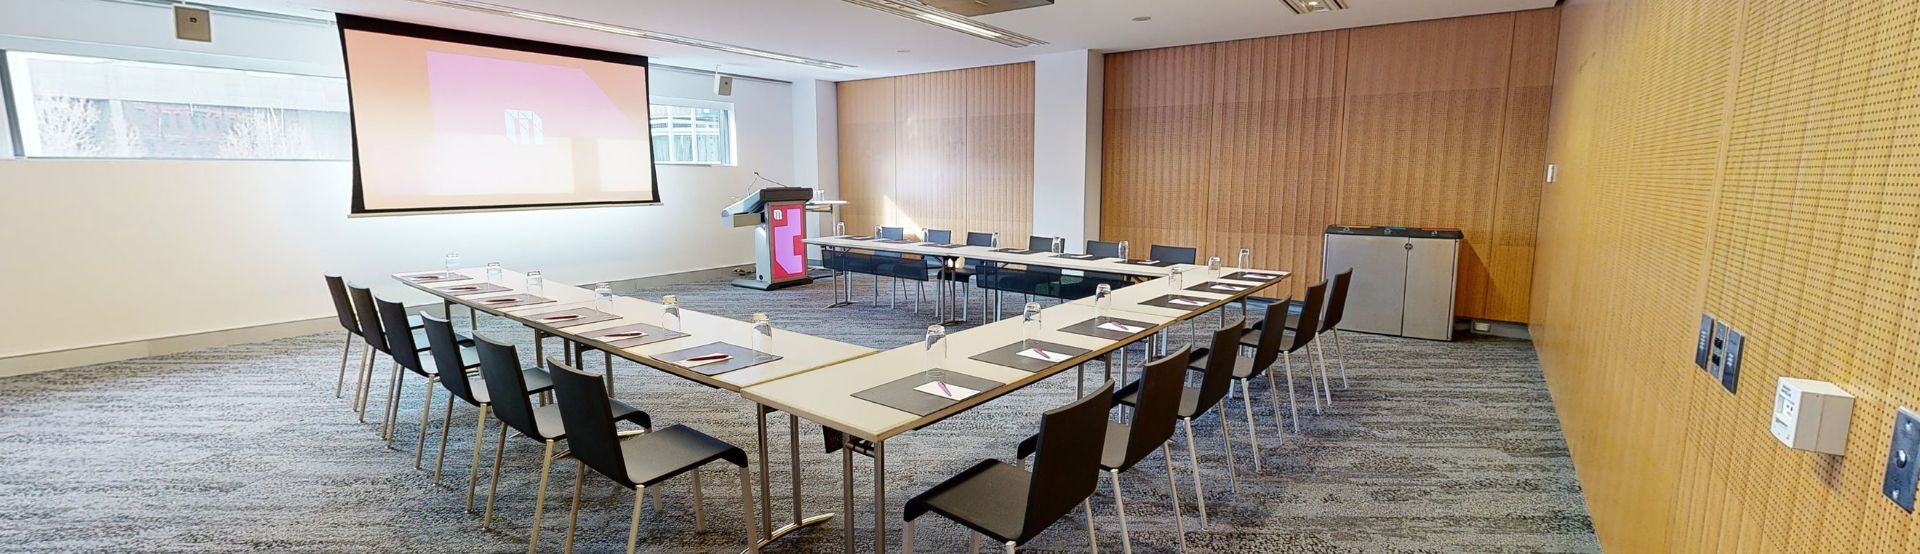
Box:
(1021, 302), (1043, 347)
(1237, 248), (1253, 271)
(1094, 284), (1112, 322)
(444, 252), (460, 273)
(923, 325), (948, 369)
(594, 282), (614, 312)
(750, 313), (773, 352)
(1207, 256), (1223, 278)
(1168, 267), (1185, 291)
(661, 295), (682, 331)
(836, 221), (846, 236)
(525, 271), (544, 296)
(1118, 240), (1130, 260)
(1051, 237), (1065, 253)
(485, 262), (503, 284)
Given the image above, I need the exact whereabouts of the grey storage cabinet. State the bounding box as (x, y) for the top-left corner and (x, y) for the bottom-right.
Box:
(1321, 225), (1463, 341)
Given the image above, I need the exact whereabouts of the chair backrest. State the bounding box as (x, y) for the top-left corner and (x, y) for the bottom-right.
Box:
(1022, 381), (1114, 540)
(420, 313), (479, 404)
(473, 333), (551, 439)
(1086, 240), (1122, 258)
(325, 275), (359, 335)
(924, 229), (952, 244)
(1321, 270), (1353, 331)
(1122, 345), (1190, 469)
(347, 284), (389, 354)
(1193, 320), (1246, 416)
(374, 296), (425, 374)
(878, 226), (906, 240)
(1149, 244), (1198, 264)
(965, 231), (996, 247)
(1027, 235), (1057, 252)
(1250, 297), (1291, 369)
(549, 358), (633, 487)
(1281, 280), (1330, 353)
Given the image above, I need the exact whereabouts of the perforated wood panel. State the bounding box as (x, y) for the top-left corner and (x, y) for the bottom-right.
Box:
(1535, 0), (1920, 551)
(1101, 10), (1557, 316)
(836, 63), (1034, 241)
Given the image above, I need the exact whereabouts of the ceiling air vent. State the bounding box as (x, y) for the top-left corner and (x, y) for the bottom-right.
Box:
(840, 0), (1048, 47)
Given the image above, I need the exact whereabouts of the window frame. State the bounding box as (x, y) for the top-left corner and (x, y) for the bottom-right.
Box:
(0, 48), (352, 162)
(648, 96), (738, 167)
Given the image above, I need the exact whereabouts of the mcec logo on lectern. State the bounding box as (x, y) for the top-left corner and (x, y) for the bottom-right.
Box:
(503, 109), (544, 146)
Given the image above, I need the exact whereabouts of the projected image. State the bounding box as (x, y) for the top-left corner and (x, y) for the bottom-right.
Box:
(339, 16), (658, 214)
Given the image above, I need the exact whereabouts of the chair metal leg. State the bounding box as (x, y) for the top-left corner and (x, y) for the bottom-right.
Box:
(692, 467), (707, 532)
(467, 405), (491, 512)
(1161, 443), (1188, 553)
(354, 348), (374, 418)
(531, 440), (558, 554)
(1004, 541), (1016, 554)
(1217, 404), (1240, 496)
(627, 485), (645, 554)
(1264, 368), (1286, 443)
(384, 362), (404, 447)
(1238, 379), (1262, 472)
(1333, 329), (1350, 390)
(738, 465), (761, 553)
(1282, 352), (1302, 434)
(336, 333), (354, 398)
(414, 376), (438, 468)
(483, 420), (509, 529)
(1181, 419), (1209, 530)
(1314, 339), (1333, 408)
(433, 390), (456, 484)
(1109, 470), (1132, 554)
(1083, 498), (1099, 553)
(970, 531), (981, 553)
(903, 520), (916, 554)
(564, 460), (586, 553)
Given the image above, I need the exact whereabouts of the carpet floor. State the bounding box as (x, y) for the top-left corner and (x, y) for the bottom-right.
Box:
(0, 274), (1598, 553)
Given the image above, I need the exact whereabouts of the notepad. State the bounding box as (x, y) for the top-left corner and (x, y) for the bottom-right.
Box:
(1098, 321), (1146, 333)
(1016, 348), (1071, 363)
(913, 381), (981, 401)
(1242, 273), (1278, 279)
(1208, 284), (1249, 292)
(1169, 298), (1209, 306)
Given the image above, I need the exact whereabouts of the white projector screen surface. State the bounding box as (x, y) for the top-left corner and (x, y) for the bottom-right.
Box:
(337, 15), (659, 214)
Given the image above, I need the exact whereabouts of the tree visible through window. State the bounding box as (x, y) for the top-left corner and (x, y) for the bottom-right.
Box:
(4, 51), (350, 159)
(649, 101), (733, 165)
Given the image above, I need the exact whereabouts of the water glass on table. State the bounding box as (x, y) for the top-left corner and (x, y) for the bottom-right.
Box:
(594, 282), (614, 312)
(661, 295), (682, 332)
(1021, 302), (1043, 348)
(526, 270), (544, 296)
(750, 313), (773, 352)
(1094, 284), (1113, 322)
(485, 262), (503, 284)
(444, 252), (461, 274)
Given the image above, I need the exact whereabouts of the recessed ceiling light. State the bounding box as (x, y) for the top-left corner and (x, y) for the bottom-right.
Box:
(839, 0), (1047, 47)
(1282, 0), (1347, 14)
(1131, 16), (1151, 21)
(399, 0), (854, 69)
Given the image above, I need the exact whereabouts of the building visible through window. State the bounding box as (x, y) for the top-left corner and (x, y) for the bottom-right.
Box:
(648, 101), (733, 165)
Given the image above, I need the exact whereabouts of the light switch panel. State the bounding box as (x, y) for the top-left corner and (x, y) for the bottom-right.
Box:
(1695, 314), (1714, 370)
(1719, 328), (1744, 393)
(1882, 408), (1920, 512)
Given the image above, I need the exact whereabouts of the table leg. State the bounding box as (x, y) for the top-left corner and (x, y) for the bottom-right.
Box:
(751, 407), (836, 550)
(757, 406), (775, 536)
(873, 440), (886, 554)
(843, 432), (855, 554)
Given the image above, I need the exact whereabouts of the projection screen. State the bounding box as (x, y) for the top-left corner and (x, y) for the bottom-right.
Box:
(336, 15), (660, 214)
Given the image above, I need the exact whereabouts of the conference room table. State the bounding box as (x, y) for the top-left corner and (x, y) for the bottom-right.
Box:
(393, 267), (879, 549)
(741, 265), (1290, 554)
(805, 235), (1199, 322)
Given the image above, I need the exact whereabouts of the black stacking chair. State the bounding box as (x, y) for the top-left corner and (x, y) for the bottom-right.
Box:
(1124, 322), (1244, 530)
(474, 335), (651, 552)
(1223, 281), (1330, 433)
(347, 284), (398, 423)
(421, 314), (553, 512)
(1274, 280), (1332, 419)
(1019, 346), (1194, 553)
(375, 295), (467, 460)
(1078, 240), (1132, 291)
(942, 231), (999, 321)
(903, 383), (1114, 554)
(1319, 270), (1355, 392)
(878, 226), (906, 240)
(325, 276), (364, 400)
(924, 229), (953, 244)
(1086, 240), (1122, 258)
(549, 359), (759, 554)
(1148, 244), (1198, 265)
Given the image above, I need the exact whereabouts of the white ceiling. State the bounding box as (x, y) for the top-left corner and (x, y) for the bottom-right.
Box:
(217, 0), (1556, 82)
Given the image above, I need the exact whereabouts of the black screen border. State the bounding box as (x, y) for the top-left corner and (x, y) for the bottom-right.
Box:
(335, 13), (662, 216)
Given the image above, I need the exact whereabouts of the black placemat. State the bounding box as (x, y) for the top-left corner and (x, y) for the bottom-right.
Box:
(470, 294), (555, 309)
(990, 248), (1039, 255)
(1186, 281), (1255, 294)
(837, 235), (875, 240)
(1059, 317), (1159, 340)
(433, 282), (511, 296)
(522, 307), (621, 329)
(968, 340), (1092, 373)
(919, 243), (968, 249)
(851, 370), (1006, 416)
(1137, 294), (1217, 310)
(1121, 259), (1176, 267)
(1052, 253), (1112, 261)
(876, 239), (916, 244)
(400, 272), (471, 283)
(576, 322), (688, 349)
(655, 342), (782, 376)
(1222, 271), (1285, 282)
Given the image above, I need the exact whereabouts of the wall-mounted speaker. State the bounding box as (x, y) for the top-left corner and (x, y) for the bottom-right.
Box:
(174, 4), (212, 42)
(713, 73), (734, 96)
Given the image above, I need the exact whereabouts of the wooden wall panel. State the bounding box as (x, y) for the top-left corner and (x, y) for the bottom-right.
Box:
(1535, 0), (1920, 551)
(836, 63), (1033, 242)
(1102, 9), (1557, 316)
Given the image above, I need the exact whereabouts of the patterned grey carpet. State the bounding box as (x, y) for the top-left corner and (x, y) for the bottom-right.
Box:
(0, 274), (1598, 553)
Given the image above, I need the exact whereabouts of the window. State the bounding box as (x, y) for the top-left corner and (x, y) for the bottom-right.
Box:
(649, 100), (734, 165)
(3, 51), (350, 160)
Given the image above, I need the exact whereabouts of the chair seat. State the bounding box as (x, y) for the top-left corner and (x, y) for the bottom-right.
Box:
(528, 397), (649, 441)
(907, 460), (1032, 543)
(1185, 348), (1263, 380)
(616, 424), (747, 487)
(466, 367), (554, 405)
(1114, 378), (1204, 419)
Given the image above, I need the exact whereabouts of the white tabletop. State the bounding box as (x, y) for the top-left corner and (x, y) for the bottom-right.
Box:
(396, 268), (877, 391)
(805, 235), (1205, 278)
(741, 268), (1288, 441)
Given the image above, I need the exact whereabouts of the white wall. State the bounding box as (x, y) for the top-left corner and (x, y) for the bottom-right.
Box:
(791, 78), (839, 259)
(1031, 50), (1103, 246)
(0, 2), (797, 360)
